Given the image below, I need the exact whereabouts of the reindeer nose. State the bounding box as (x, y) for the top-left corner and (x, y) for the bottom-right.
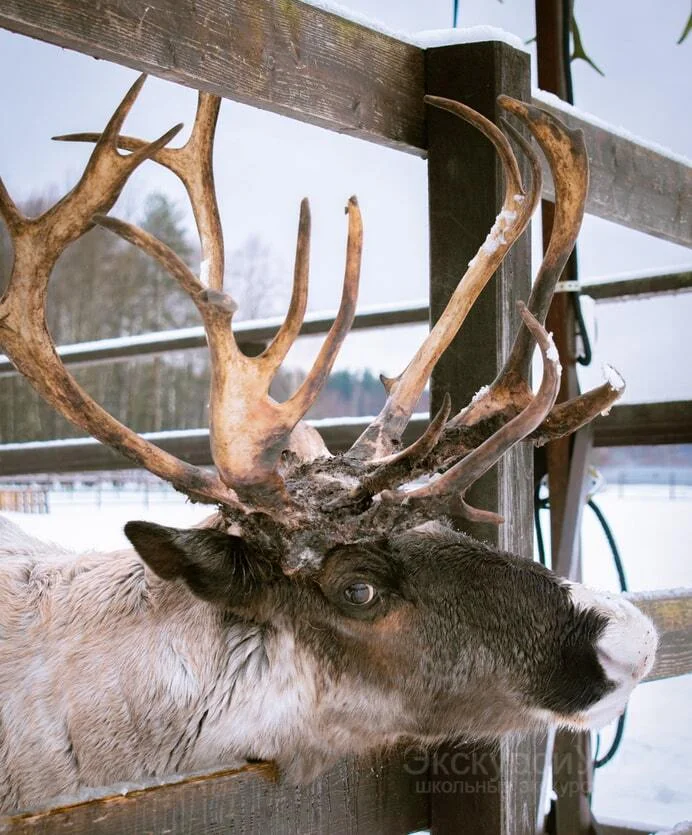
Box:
(567, 583), (658, 685)
(597, 642), (654, 682)
(595, 596), (658, 685)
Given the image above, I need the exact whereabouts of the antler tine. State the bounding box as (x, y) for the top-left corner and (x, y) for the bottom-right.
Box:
(94, 197), (358, 507)
(0, 77), (242, 510)
(0, 178), (24, 234)
(347, 96), (538, 461)
(55, 75), (184, 237)
(93, 215), (231, 318)
(174, 93), (224, 291)
(258, 198), (311, 375)
(452, 97), (623, 441)
(382, 303), (561, 523)
(56, 91), (224, 291)
(499, 95), (589, 381)
(357, 393), (452, 500)
(528, 365), (625, 446)
(281, 197), (363, 425)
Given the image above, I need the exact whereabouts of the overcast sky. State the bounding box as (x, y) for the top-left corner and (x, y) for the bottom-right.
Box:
(0, 0), (690, 403)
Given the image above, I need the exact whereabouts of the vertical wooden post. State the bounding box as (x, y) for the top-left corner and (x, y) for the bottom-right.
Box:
(535, 2), (596, 832)
(425, 42), (540, 835)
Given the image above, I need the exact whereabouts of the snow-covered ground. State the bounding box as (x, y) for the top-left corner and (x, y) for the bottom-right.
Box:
(4, 482), (691, 829)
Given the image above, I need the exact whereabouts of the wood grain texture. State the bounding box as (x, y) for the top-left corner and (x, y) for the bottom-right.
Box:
(592, 401), (692, 447)
(584, 270), (692, 302)
(0, 753), (429, 834)
(534, 96), (692, 247)
(2, 0), (691, 245)
(3, 399), (690, 476)
(628, 589), (692, 683)
(0, 305), (430, 377)
(0, 0), (425, 154)
(425, 41), (540, 835)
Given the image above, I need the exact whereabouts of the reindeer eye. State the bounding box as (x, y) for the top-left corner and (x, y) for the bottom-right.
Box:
(343, 582), (376, 605)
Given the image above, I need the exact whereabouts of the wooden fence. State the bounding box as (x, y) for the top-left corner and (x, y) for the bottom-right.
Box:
(0, 487), (48, 514)
(1, 0), (691, 833)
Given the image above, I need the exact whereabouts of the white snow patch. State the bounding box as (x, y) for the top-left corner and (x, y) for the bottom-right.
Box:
(38, 326), (206, 359)
(411, 26), (527, 53)
(604, 363), (625, 392)
(533, 89), (692, 169)
(0, 300), (431, 373)
(0, 428), (209, 453)
(481, 235), (501, 256)
(479, 205), (518, 256)
(295, 0), (402, 40)
(472, 384), (490, 403)
(584, 264), (692, 285)
(296, 1), (528, 53)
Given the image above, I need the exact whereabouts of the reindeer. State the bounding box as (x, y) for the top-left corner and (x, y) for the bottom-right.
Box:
(0, 77), (656, 813)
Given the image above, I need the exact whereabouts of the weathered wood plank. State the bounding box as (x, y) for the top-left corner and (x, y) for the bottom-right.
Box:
(533, 94), (692, 247)
(3, 398), (691, 476)
(628, 589), (692, 683)
(0, 0), (425, 154)
(1, 1), (691, 246)
(593, 401), (692, 447)
(0, 303), (430, 377)
(425, 41), (540, 835)
(553, 425), (594, 581)
(0, 753), (429, 834)
(584, 270), (692, 302)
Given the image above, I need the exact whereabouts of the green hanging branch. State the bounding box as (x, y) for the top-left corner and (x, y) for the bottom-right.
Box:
(570, 13), (605, 76)
(678, 10), (692, 44)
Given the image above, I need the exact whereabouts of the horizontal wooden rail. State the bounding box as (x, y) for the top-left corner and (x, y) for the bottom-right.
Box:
(627, 589), (692, 683)
(592, 401), (692, 447)
(1, 0), (691, 245)
(0, 302), (429, 376)
(583, 270), (692, 302)
(0, 0), (426, 153)
(533, 94), (692, 247)
(0, 417), (424, 475)
(0, 751), (428, 835)
(2, 401), (691, 476)
(3, 265), (689, 375)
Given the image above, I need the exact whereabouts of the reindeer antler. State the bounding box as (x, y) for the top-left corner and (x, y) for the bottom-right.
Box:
(0, 76), (238, 508)
(347, 97), (542, 462)
(340, 95), (624, 523)
(0, 76), (624, 546)
(0, 75), (362, 512)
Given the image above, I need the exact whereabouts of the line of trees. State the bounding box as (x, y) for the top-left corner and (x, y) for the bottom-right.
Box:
(0, 191), (395, 445)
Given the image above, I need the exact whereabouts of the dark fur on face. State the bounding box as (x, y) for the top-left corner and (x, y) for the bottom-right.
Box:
(126, 520), (615, 741)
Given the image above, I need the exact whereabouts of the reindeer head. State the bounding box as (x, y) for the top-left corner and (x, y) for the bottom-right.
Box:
(0, 77), (655, 773)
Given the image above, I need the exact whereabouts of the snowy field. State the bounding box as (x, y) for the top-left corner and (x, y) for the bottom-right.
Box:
(4, 482), (691, 829)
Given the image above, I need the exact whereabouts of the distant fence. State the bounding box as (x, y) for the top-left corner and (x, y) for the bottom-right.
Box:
(0, 487), (49, 514)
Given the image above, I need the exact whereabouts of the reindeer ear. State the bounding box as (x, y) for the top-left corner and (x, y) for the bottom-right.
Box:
(124, 520), (279, 603)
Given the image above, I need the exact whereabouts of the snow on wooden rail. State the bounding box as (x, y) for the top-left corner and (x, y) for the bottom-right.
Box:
(2, 402), (691, 480)
(1, 0), (690, 246)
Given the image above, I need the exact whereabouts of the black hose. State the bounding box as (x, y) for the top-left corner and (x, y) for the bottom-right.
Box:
(587, 499), (628, 592)
(534, 480), (549, 567)
(594, 712), (627, 769)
